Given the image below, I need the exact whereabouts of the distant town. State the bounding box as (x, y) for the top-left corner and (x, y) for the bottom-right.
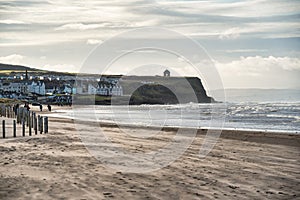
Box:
(0, 68), (126, 104)
(0, 63), (190, 105)
(0, 63), (214, 105)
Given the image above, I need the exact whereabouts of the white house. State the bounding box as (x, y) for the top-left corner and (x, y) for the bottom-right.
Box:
(0, 82), (27, 93)
(110, 84), (123, 96)
(97, 84), (108, 95)
(97, 83), (123, 96)
(88, 82), (123, 96)
(88, 83), (97, 95)
(27, 81), (46, 95)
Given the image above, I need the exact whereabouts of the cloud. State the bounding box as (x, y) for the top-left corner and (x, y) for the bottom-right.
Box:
(0, 54), (25, 65)
(177, 56), (186, 63)
(222, 49), (267, 53)
(209, 56), (300, 89)
(0, 19), (28, 24)
(0, 0), (299, 90)
(86, 39), (103, 45)
(270, 56), (300, 71)
(219, 27), (240, 40)
(155, 0), (300, 18)
(55, 23), (104, 31)
(215, 56), (300, 77)
(0, 0), (299, 47)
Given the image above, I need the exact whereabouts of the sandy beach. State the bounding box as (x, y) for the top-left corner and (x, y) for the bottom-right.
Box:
(0, 113), (299, 200)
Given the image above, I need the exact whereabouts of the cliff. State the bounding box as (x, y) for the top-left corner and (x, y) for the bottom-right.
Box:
(74, 76), (214, 105)
(119, 76), (214, 105)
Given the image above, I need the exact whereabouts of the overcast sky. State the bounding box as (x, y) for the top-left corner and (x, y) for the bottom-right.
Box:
(0, 0), (299, 89)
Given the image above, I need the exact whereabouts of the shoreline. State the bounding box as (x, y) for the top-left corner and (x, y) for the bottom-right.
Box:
(49, 116), (300, 147)
(48, 113), (300, 135)
(1, 111), (299, 199)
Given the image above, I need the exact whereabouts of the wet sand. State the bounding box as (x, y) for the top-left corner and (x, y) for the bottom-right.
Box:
(0, 116), (299, 200)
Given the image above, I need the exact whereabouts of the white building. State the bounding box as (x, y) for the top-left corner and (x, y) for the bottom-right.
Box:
(88, 82), (123, 96)
(0, 82), (27, 93)
(27, 81), (46, 95)
(97, 83), (123, 96)
(88, 83), (97, 95)
(97, 84), (108, 95)
(111, 84), (123, 96)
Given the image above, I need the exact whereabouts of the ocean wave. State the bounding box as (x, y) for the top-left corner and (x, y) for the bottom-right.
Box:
(52, 102), (300, 133)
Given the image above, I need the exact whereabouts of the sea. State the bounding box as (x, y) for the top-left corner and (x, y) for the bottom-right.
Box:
(53, 89), (300, 133)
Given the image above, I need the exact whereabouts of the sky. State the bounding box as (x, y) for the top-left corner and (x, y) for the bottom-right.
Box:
(0, 0), (299, 89)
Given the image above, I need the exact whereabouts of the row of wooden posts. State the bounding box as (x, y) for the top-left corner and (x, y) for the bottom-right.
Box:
(0, 104), (16, 119)
(0, 105), (48, 139)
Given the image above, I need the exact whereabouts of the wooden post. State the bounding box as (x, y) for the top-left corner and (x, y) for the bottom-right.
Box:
(29, 117), (32, 136)
(6, 106), (10, 118)
(22, 121), (25, 137)
(2, 120), (5, 139)
(38, 115), (40, 132)
(12, 106), (14, 118)
(32, 112), (34, 128)
(31, 112), (34, 127)
(22, 109), (25, 125)
(10, 106), (12, 118)
(34, 116), (37, 135)
(2, 105), (5, 117)
(18, 108), (21, 124)
(17, 108), (20, 123)
(44, 117), (48, 134)
(26, 111), (30, 127)
(39, 116), (43, 134)
(13, 120), (16, 138)
(23, 109), (26, 125)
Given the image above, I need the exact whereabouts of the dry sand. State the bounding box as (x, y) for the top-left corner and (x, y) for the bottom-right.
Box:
(0, 114), (299, 200)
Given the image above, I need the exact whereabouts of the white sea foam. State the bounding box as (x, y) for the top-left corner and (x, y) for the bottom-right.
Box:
(51, 101), (300, 133)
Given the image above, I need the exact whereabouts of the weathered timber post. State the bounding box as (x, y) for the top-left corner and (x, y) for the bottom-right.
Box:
(34, 115), (37, 135)
(44, 117), (48, 134)
(29, 117), (32, 136)
(22, 109), (26, 125)
(39, 116), (43, 134)
(19, 108), (22, 124)
(13, 120), (16, 138)
(2, 120), (5, 138)
(26, 111), (30, 127)
(10, 106), (12, 118)
(31, 112), (34, 127)
(38, 115), (40, 132)
(17, 108), (20, 124)
(7, 106), (9, 118)
(22, 121), (25, 137)
(4, 106), (6, 117)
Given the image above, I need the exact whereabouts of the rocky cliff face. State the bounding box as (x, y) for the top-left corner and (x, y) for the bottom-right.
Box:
(120, 76), (214, 105)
